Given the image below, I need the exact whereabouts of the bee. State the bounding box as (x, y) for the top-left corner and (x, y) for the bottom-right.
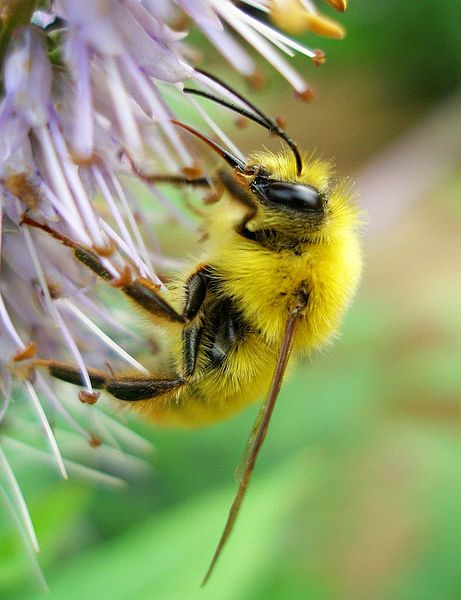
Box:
(21, 70), (362, 584)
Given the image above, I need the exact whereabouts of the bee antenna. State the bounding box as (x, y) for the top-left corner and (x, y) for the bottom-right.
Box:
(194, 69), (275, 128)
(185, 69), (303, 176)
(171, 120), (246, 172)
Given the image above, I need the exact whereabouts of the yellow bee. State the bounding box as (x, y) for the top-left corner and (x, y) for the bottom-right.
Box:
(22, 71), (362, 584)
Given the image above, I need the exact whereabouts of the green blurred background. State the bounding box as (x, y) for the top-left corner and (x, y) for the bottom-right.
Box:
(2, 1), (461, 598)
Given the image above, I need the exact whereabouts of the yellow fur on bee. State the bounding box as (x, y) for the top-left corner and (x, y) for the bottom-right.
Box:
(140, 151), (363, 428)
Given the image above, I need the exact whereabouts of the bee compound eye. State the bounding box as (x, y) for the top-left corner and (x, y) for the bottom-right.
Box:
(266, 182), (323, 212)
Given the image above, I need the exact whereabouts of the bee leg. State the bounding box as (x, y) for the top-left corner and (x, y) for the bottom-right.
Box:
(125, 157), (219, 214)
(216, 170), (257, 237)
(36, 359), (184, 402)
(124, 154), (211, 188)
(35, 324), (203, 402)
(126, 263), (209, 325)
(33, 268), (208, 400)
(34, 360), (109, 388)
(179, 267), (209, 375)
(182, 324), (203, 378)
(105, 376), (184, 401)
(207, 299), (241, 366)
(120, 276), (187, 324)
(130, 172), (211, 188)
(36, 318), (204, 400)
(21, 216), (209, 325)
(128, 159), (224, 211)
(182, 266), (209, 320)
(102, 275), (207, 393)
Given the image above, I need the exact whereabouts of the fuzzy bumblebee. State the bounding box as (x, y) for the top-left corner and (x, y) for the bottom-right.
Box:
(23, 71), (362, 583)
(156, 148), (362, 429)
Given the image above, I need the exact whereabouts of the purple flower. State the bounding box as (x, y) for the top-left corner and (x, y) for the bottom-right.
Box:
(0, 0), (346, 581)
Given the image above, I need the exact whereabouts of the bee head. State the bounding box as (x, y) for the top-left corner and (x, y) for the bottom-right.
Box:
(170, 121), (325, 223)
(237, 150), (332, 236)
(171, 120), (359, 243)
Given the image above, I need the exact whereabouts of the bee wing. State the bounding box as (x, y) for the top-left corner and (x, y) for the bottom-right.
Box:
(202, 305), (301, 586)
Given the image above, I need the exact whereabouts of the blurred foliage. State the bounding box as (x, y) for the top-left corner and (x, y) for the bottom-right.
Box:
(293, 0), (461, 110)
(336, 0), (461, 104)
(2, 1), (461, 599)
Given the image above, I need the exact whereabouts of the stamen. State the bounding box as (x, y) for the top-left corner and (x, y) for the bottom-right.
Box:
(105, 168), (157, 280)
(25, 381), (68, 479)
(119, 54), (188, 167)
(92, 167), (142, 273)
(94, 412), (154, 456)
(59, 299), (150, 374)
(48, 115), (105, 248)
(35, 178), (79, 233)
(149, 81), (197, 167)
(0, 367), (12, 422)
(198, 22), (256, 76)
(240, 0), (270, 12)
(153, 185), (199, 230)
(214, 0), (311, 95)
(324, 0), (347, 12)
(35, 126), (91, 246)
(2, 436), (126, 488)
(0, 292), (24, 348)
(68, 33), (94, 160)
(55, 427), (150, 477)
(36, 375), (89, 438)
(22, 224), (94, 392)
(298, 0), (318, 12)
(97, 220), (158, 284)
(76, 294), (144, 341)
(106, 57), (143, 156)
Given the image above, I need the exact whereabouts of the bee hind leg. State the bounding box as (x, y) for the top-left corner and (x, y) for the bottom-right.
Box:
(35, 359), (107, 388)
(105, 376), (184, 401)
(34, 359), (184, 402)
(34, 310), (204, 402)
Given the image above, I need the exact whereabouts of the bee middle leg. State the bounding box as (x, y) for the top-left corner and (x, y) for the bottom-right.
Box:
(29, 268), (208, 400)
(21, 216), (209, 325)
(118, 264), (209, 324)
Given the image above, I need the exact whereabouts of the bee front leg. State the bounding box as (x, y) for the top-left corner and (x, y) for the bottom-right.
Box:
(116, 264), (209, 324)
(128, 171), (211, 188)
(123, 152), (211, 189)
(125, 160), (221, 213)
